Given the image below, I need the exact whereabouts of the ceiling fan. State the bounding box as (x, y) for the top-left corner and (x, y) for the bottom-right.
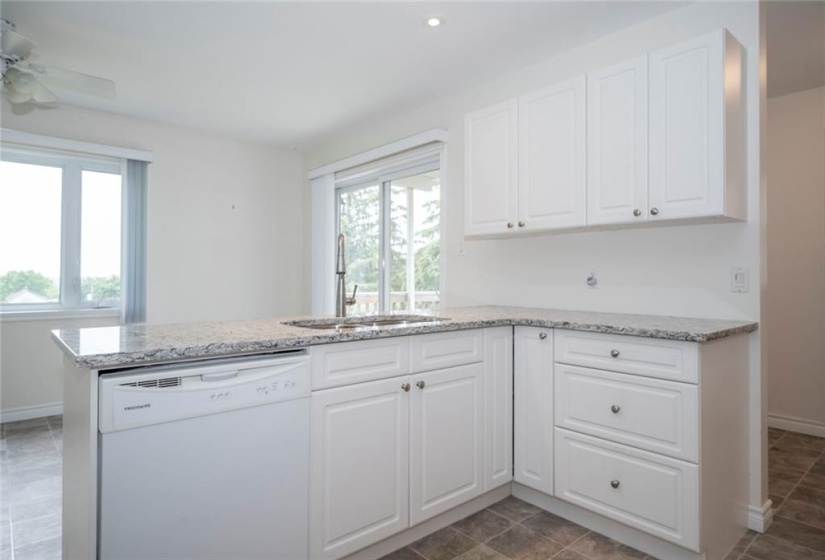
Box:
(1, 18), (115, 107)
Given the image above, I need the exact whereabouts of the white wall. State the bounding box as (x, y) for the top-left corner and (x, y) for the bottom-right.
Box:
(767, 86), (825, 435)
(305, 1), (767, 515)
(1, 103), (306, 417)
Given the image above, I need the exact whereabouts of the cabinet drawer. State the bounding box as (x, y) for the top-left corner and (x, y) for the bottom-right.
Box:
(553, 330), (698, 383)
(410, 330), (483, 373)
(554, 429), (699, 551)
(310, 338), (410, 390)
(555, 365), (698, 462)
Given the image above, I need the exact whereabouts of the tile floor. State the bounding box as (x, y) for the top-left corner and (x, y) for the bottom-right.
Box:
(1, 419), (824, 560)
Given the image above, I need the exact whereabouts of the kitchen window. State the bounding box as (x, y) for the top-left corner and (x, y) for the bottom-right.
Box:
(0, 143), (146, 319)
(335, 157), (441, 315)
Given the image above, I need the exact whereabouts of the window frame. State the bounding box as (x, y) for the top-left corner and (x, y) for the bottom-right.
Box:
(0, 147), (123, 314)
(335, 160), (441, 315)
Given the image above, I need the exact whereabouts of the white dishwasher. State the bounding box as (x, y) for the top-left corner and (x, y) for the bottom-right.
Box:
(98, 351), (310, 560)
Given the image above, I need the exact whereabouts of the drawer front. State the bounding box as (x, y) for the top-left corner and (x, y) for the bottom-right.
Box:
(310, 338), (410, 390)
(554, 429), (699, 551)
(554, 330), (698, 383)
(410, 329), (483, 373)
(555, 365), (698, 462)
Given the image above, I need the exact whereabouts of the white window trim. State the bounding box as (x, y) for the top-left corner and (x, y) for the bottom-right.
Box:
(1, 128), (153, 162)
(309, 129), (447, 315)
(0, 148), (123, 315)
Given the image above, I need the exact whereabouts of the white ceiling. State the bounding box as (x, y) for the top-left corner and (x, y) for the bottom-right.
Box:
(2, 1), (686, 149)
(766, 0), (825, 98)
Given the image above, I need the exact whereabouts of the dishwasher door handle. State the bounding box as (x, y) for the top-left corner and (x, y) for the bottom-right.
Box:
(200, 371), (239, 382)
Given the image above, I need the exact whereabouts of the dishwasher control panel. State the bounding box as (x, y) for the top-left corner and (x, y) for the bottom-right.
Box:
(99, 355), (309, 433)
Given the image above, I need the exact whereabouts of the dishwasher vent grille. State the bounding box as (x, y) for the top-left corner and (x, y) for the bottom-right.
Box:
(120, 377), (182, 389)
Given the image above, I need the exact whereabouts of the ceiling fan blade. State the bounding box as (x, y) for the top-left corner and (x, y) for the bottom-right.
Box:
(32, 81), (58, 105)
(1, 29), (36, 59)
(3, 84), (32, 104)
(21, 62), (115, 100)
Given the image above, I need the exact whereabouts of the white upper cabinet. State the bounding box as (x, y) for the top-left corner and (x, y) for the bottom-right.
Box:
(518, 77), (586, 231)
(464, 99), (519, 236)
(648, 29), (745, 221)
(587, 56), (648, 226)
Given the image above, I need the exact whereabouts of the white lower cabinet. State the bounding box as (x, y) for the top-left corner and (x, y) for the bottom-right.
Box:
(410, 363), (484, 525)
(554, 429), (699, 551)
(513, 326), (554, 495)
(309, 328), (510, 559)
(309, 377), (410, 560)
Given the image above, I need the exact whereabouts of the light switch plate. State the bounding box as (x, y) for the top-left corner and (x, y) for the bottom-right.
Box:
(731, 266), (749, 293)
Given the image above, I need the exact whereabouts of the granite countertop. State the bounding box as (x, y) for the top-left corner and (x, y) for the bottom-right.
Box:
(51, 305), (758, 370)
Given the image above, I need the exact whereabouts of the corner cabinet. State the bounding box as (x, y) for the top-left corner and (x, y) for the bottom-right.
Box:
(463, 28), (746, 238)
(308, 328), (511, 560)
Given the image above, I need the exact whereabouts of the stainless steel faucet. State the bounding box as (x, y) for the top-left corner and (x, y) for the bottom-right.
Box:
(336, 234), (358, 317)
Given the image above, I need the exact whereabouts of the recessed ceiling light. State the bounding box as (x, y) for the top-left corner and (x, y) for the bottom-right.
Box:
(426, 16), (443, 28)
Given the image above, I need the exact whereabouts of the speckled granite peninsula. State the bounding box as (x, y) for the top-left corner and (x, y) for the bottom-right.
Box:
(51, 305), (758, 370)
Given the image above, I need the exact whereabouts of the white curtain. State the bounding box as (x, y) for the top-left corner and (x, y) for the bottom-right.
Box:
(122, 159), (148, 323)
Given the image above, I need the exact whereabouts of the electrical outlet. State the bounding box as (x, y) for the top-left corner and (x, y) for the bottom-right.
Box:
(731, 266), (749, 293)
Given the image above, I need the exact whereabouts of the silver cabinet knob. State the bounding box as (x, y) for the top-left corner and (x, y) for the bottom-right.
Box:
(611, 480), (621, 489)
(506, 222), (514, 229)
(539, 332), (547, 340)
(611, 405), (621, 414)
(401, 383), (410, 392)
(650, 208), (660, 216)
(416, 381), (426, 389)
(633, 209), (642, 217)
(610, 349), (620, 358)
(518, 221), (525, 228)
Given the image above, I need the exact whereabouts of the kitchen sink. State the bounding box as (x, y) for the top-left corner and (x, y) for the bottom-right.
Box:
(284, 315), (448, 331)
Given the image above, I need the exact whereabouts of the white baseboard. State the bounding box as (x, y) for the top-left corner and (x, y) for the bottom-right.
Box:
(768, 414), (825, 438)
(0, 402), (63, 423)
(747, 499), (774, 533)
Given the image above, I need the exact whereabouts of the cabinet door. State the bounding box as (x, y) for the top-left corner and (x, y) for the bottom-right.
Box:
(513, 326), (554, 495)
(484, 327), (513, 491)
(518, 76), (586, 231)
(649, 30), (725, 221)
(410, 363), (483, 525)
(310, 377), (410, 559)
(587, 56), (648, 225)
(465, 99), (519, 236)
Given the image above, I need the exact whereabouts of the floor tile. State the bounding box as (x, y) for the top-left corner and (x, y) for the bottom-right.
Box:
(520, 510), (589, 547)
(771, 494), (786, 510)
(723, 529), (757, 560)
(568, 532), (647, 560)
(770, 477), (798, 498)
(554, 550), (591, 560)
(1, 418), (49, 434)
(802, 463), (825, 490)
(746, 533), (825, 560)
(769, 428), (787, 447)
(0, 521), (10, 552)
(8, 476), (61, 506)
(485, 525), (563, 560)
(410, 527), (477, 560)
(454, 544), (509, 560)
(13, 534), (62, 560)
(452, 509), (513, 542)
(4, 447), (61, 475)
(771, 442), (823, 462)
(10, 493), (62, 524)
(780, 433), (825, 453)
(45, 416), (62, 429)
(380, 547), (427, 560)
(778, 487), (825, 531)
(766, 516), (825, 554)
(13, 512), (61, 548)
(487, 497), (541, 524)
(6, 462), (62, 487)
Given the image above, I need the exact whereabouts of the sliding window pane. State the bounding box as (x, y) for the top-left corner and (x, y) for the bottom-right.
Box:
(338, 184), (380, 315)
(81, 170), (122, 307)
(389, 170), (440, 313)
(0, 161), (62, 305)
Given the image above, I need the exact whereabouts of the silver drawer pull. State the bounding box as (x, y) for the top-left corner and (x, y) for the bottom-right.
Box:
(539, 332), (547, 340)
(611, 405), (621, 414)
(610, 349), (620, 358)
(610, 480), (621, 489)
(416, 381), (426, 389)
(401, 383), (410, 392)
